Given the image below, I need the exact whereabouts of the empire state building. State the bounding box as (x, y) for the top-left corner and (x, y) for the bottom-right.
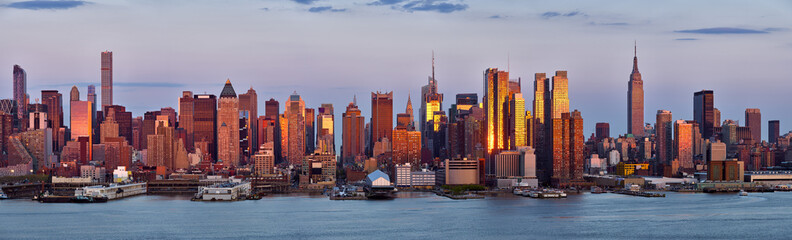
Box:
(628, 44), (644, 137)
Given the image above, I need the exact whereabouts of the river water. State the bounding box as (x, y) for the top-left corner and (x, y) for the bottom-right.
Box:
(1, 191), (790, 239)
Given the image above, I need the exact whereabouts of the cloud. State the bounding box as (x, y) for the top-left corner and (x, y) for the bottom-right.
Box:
(308, 6), (346, 13)
(260, 7), (269, 11)
(764, 27), (789, 32)
(489, 15), (504, 19)
(292, 0), (318, 5)
(4, 0), (89, 10)
(369, 0), (467, 13)
(541, 11), (586, 19)
(367, 0), (407, 6)
(674, 27), (769, 34)
(593, 22), (628, 26)
(675, 38), (698, 41)
(401, 0), (468, 13)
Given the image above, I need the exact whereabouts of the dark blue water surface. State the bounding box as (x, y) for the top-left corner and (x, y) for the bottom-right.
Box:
(1, 191), (790, 239)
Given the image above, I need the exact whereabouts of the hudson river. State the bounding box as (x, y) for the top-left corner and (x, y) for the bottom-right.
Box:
(2, 191), (790, 239)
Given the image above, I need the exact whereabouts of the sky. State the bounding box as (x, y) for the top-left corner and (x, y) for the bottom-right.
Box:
(1, 0), (791, 143)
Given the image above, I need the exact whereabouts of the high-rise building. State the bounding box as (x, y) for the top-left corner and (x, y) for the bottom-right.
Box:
(179, 91), (195, 151)
(420, 54), (442, 139)
(70, 101), (93, 161)
(193, 94), (217, 160)
(393, 125), (421, 170)
(217, 79), (240, 166)
(317, 104), (334, 153)
(551, 71), (569, 119)
(550, 110), (584, 185)
(745, 108), (761, 143)
(41, 90), (63, 150)
(305, 108), (315, 154)
(509, 92), (526, 149)
(371, 91), (393, 148)
(239, 87), (258, 152)
(253, 142), (275, 176)
(101, 51), (113, 108)
(263, 98), (281, 162)
(627, 44), (644, 137)
(595, 123), (610, 140)
(769, 120), (780, 145)
(713, 108), (721, 128)
(70, 86), (79, 102)
(484, 68), (509, 154)
(100, 108), (119, 144)
(694, 90), (715, 140)
(265, 98), (279, 119)
(674, 120), (693, 172)
(532, 73), (549, 176)
(656, 110), (673, 164)
(13, 65), (26, 122)
(284, 92), (305, 164)
(342, 100), (365, 162)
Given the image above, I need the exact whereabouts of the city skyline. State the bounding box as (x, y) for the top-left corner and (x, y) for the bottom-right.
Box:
(2, 0), (791, 140)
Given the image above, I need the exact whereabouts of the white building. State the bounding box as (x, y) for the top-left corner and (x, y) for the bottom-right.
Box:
(396, 163), (412, 187)
(410, 169), (435, 187)
(80, 165), (106, 183)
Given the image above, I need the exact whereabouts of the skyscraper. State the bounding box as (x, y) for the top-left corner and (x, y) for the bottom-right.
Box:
(532, 73), (549, 173)
(656, 110), (673, 164)
(264, 98), (282, 162)
(239, 87), (258, 152)
(179, 91), (195, 151)
(550, 110), (584, 185)
(595, 122), (610, 140)
(101, 51), (113, 108)
(484, 68), (509, 153)
(70, 86), (80, 102)
(317, 104), (334, 153)
(420, 53), (442, 138)
(305, 108), (315, 154)
(694, 90), (714, 140)
(393, 125), (421, 170)
(627, 44), (644, 137)
(745, 108), (761, 143)
(217, 79), (240, 166)
(41, 90), (63, 150)
(509, 92), (526, 149)
(13, 65), (26, 122)
(769, 120), (780, 145)
(193, 94), (217, 160)
(87, 85), (98, 143)
(71, 101), (93, 160)
(342, 100), (365, 162)
(674, 120), (693, 172)
(551, 71), (569, 119)
(284, 92), (305, 164)
(370, 91), (393, 146)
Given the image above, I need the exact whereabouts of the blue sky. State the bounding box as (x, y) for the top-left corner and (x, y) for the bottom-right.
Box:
(1, 0), (791, 141)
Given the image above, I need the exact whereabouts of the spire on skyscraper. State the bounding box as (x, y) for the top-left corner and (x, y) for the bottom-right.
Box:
(632, 41), (639, 74)
(220, 79), (237, 98)
(406, 93), (413, 114)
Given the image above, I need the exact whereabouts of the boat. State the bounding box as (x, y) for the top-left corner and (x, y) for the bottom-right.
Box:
(513, 188), (523, 195)
(0, 189), (8, 199)
(739, 190), (748, 196)
(591, 186), (605, 194)
(39, 192), (73, 203)
(71, 195), (108, 203)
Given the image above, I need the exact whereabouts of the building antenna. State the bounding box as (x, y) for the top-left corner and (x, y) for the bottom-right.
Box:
(431, 50), (435, 82)
(634, 40), (637, 57)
